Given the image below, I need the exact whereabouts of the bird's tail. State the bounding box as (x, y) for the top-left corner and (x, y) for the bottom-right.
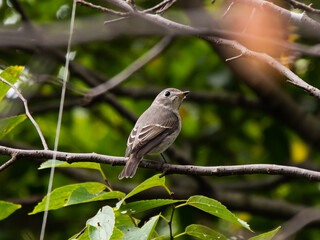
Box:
(118, 155), (141, 180)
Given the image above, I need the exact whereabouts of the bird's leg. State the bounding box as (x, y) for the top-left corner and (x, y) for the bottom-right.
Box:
(160, 153), (168, 163)
(159, 153), (169, 178)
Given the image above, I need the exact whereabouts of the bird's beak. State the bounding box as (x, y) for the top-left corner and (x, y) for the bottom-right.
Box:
(176, 91), (190, 99)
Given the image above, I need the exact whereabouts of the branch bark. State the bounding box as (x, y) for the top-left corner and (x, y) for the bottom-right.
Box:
(203, 36), (320, 98)
(1, 145), (320, 181)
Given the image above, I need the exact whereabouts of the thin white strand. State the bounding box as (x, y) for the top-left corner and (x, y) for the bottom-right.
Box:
(39, 1), (77, 239)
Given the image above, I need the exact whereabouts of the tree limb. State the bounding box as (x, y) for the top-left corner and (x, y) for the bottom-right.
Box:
(96, 0), (320, 98)
(203, 36), (320, 98)
(1, 145), (320, 181)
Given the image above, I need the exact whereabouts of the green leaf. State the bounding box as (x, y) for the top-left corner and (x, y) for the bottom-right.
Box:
(0, 66), (24, 101)
(116, 174), (168, 209)
(0, 201), (21, 221)
(118, 225), (138, 239)
(68, 189), (124, 206)
(87, 206), (115, 240)
(186, 195), (251, 231)
(39, 160), (101, 171)
(30, 182), (125, 215)
(249, 227), (281, 240)
(119, 214), (160, 240)
(115, 199), (184, 216)
(110, 226), (124, 240)
(39, 160), (107, 180)
(0, 114), (27, 139)
(115, 214), (140, 227)
(184, 224), (227, 240)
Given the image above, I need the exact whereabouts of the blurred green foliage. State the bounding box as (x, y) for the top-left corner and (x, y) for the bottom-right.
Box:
(0, 0), (320, 239)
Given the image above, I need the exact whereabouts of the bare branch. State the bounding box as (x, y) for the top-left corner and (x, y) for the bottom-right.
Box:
(0, 153), (17, 172)
(86, 36), (173, 99)
(283, 0), (320, 14)
(222, 1), (234, 18)
(204, 36), (320, 98)
(10, 0), (32, 25)
(274, 207), (320, 240)
(76, 0), (130, 16)
(155, 0), (176, 15)
(0, 76), (48, 150)
(143, 0), (175, 14)
(103, 16), (130, 25)
(99, 0), (320, 98)
(225, 52), (243, 62)
(1, 145), (320, 181)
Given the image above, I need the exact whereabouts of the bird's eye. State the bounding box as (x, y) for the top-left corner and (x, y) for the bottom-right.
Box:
(164, 91), (170, 97)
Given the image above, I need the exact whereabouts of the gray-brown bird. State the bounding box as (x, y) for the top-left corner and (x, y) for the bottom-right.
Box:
(118, 88), (189, 179)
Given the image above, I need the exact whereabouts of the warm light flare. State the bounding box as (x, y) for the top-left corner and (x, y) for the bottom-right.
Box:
(223, 3), (290, 57)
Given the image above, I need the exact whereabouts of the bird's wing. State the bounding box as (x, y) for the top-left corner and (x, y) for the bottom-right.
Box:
(125, 126), (138, 157)
(127, 111), (179, 158)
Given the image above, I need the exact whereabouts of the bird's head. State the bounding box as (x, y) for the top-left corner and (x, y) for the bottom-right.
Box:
(154, 88), (189, 110)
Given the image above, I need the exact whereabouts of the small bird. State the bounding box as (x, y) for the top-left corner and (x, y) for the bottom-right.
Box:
(118, 88), (189, 179)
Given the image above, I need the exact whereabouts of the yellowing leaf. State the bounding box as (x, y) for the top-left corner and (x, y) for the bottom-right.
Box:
(0, 66), (24, 101)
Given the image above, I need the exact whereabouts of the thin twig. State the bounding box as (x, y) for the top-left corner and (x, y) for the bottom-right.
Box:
(168, 192), (175, 240)
(142, 0), (173, 13)
(0, 76), (48, 150)
(283, 0), (320, 14)
(225, 52), (243, 62)
(10, 0), (32, 25)
(104, 16), (130, 25)
(127, 0), (137, 11)
(74, 226), (87, 239)
(76, 0), (130, 16)
(86, 36), (173, 99)
(222, 1), (234, 18)
(0, 153), (18, 172)
(156, 0), (176, 15)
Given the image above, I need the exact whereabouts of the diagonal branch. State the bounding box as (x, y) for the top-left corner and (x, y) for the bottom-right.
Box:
(0, 76), (48, 150)
(0, 152), (18, 172)
(76, 0), (129, 16)
(283, 0), (320, 14)
(274, 207), (320, 240)
(143, 0), (176, 14)
(99, 0), (320, 98)
(203, 36), (320, 98)
(86, 36), (173, 99)
(1, 145), (320, 181)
